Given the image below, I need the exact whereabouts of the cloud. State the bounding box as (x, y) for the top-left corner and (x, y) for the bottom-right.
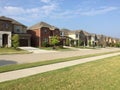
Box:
(81, 6), (118, 16)
(0, 0), (59, 24)
(50, 6), (119, 19)
(0, 2), (58, 16)
(40, 0), (51, 3)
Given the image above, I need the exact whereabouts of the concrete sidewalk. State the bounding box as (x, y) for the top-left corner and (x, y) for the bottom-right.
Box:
(0, 52), (120, 83)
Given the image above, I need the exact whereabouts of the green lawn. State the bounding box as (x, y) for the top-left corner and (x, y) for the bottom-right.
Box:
(0, 51), (120, 73)
(0, 55), (120, 90)
(40, 46), (75, 51)
(0, 48), (30, 55)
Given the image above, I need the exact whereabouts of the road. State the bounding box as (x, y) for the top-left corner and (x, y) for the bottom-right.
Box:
(0, 47), (120, 66)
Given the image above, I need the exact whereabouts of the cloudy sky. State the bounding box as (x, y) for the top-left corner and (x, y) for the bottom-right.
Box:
(0, 0), (120, 38)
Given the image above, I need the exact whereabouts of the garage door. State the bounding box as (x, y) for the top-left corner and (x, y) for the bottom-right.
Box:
(19, 39), (28, 46)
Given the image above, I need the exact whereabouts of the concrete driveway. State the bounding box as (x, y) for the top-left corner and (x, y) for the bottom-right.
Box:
(19, 47), (57, 53)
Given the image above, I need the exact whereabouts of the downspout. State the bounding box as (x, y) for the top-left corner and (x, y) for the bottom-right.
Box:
(39, 28), (41, 47)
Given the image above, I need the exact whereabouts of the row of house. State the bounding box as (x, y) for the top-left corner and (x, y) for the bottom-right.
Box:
(0, 16), (120, 48)
(60, 29), (120, 47)
(0, 16), (60, 47)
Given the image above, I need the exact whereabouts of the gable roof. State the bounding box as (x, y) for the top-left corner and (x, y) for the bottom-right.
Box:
(60, 29), (71, 35)
(0, 16), (11, 21)
(80, 30), (90, 36)
(0, 16), (27, 27)
(28, 21), (59, 30)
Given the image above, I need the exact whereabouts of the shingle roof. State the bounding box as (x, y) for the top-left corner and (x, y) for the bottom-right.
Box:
(0, 16), (27, 27)
(80, 30), (90, 36)
(28, 21), (58, 30)
(60, 29), (71, 34)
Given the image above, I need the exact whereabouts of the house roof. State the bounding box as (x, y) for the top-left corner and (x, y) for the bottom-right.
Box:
(0, 16), (27, 27)
(60, 29), (71, 36)
(28, 21), (59, 30)
(80, 30), (90, 36)
(0, 16), (11, 21)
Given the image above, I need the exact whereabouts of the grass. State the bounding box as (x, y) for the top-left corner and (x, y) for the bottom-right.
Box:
(0, 48), (30, 55)
(40, 46), (74, 51)
(0, 55), (120, 90)
(0, 51), (120, 73)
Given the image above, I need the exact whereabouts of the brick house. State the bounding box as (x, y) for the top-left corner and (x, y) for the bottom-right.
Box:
(28, 22), (60, 47)
(0, 16), (31, 47)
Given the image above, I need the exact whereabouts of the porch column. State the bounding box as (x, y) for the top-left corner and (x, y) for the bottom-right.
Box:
(0, 34), (2, 47)
(87, 36), (89, 47)
(28, 39), (31, 46)
(8, 33), (11, 47)
(74, 40), (76, 46)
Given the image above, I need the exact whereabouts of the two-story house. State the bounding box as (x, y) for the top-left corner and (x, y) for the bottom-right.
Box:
(28, 22), (60, 47)
(0, 16), (31, 47)
(60, 29), (71, 46)
(0, 16), (12, 47)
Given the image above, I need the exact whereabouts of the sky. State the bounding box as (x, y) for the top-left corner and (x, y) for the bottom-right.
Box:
(0, 0), (120, 38)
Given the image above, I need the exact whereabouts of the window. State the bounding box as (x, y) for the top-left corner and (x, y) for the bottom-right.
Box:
(3, 23), (9, 28)
(44, 29), (47, 33)
(60, 32), (62, 36)
(17, 29), (20, 33)
(44, 38), (48, 42)
(76, 34), (78, 38)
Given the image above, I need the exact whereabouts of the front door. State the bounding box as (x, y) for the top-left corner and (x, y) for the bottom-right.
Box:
(2, 34), (8, 47)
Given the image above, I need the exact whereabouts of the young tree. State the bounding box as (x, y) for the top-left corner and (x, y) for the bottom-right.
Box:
(50, 36), (59, 49)
(12, 34), (19, 49)
(78, 39), (82, 46)
(66, 38), (69, 46)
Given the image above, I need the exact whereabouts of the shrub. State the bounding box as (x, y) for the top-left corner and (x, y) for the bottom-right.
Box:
(12, 34), (19, 49)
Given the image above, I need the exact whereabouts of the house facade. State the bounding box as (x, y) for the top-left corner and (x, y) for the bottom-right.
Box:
(60, 29), (99, 47)
(28, 22), (60, 47)
(0, 16), (31, 47)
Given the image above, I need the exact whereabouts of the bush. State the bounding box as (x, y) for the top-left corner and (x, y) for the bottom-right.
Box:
(42, 42), (49, 47)
(12, 34), (19, 49)
(116, 43), (120, 47)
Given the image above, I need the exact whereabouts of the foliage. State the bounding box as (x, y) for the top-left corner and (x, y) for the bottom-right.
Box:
(78, 39), (82, 46)
(89, 41), (91, 46)
(12, 34), (19, 49)
(50, 36), (60, 46)
(42, 42), (49, 47)
(116, 43), (120, 47)
(66, 38), (69, 46)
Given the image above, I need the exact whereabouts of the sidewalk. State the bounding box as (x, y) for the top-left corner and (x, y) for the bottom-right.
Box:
(0, 52), (120, 83)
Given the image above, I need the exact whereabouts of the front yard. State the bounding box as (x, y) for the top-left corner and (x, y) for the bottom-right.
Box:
(0, 48), (29, 55)
(40, 46), (75, 51)
(0, 55), (120, 90)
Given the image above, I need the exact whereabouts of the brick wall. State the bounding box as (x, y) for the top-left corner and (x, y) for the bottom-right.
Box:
(0, 20), (12, 32)
(28, 27), (60, 47)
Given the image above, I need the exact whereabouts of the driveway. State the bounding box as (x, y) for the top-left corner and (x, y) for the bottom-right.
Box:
(19, 47), (57, 53)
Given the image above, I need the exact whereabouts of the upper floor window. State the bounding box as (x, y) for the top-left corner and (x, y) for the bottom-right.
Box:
(3, 23), (9, 28)
(76, 34), (78, 38)
(44, 29), (47, 33)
